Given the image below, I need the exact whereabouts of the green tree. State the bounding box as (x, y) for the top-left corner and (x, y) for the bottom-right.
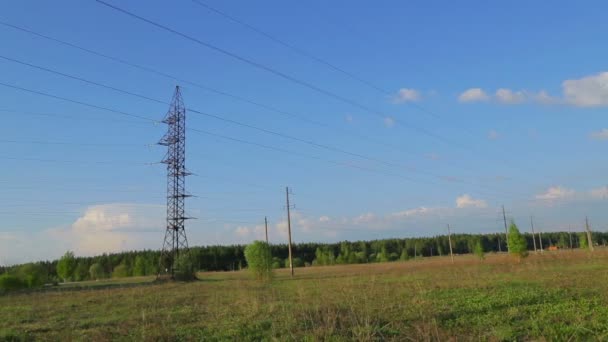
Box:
(244, 241), (273, 281)
(56, 251), (76, 282)
(89, 263), (105, 280)
(133, 255), (146, 276)
(0, 274), (25, 292)
(376, 246), (389, 263)
(112, 264), (129, 278)
(473, 239), (485, 261)
(579, 233), (589, 249)
(73, 260), (89, 282)
(399, 248), (409, 261)
(507, 222), (528, 262)
(17, 263), (48, 288)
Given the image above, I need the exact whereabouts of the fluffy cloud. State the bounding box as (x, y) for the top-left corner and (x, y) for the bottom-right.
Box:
(458, 88), (489, 103)
(459, 71), (608, 107)
(353, 212), (376, 224)
(495, 88), (526, 104)
(393, 88), (421, 103)
(455, 194), (488, 209)
(383, 117), (395, 128)
(590, 129), (608, 140)
(562, 72), (608, 107)
(391, 206), (438, 218)
(319, 216), (331, 222)
(535, 186), (575, 201)
(51, 203), (164, 256)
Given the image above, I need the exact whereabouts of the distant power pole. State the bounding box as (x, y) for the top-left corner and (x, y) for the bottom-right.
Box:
(285, 187), (294, 277)
(585, 216), (594, 252)
(530, 216), (537, 253)
(264, 216), (269, 244)
(447, 224), (454, 263)
(502, 205), (509, 252)
(538, 228), (544, 252)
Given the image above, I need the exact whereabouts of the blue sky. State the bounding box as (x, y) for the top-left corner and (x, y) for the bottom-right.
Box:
(1, 0), (607, 264)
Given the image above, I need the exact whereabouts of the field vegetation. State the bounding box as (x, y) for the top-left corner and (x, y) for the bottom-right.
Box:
(1, 249), (608, 341)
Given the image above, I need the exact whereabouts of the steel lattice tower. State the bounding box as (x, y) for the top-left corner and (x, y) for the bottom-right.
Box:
(159, 86), (191, 277)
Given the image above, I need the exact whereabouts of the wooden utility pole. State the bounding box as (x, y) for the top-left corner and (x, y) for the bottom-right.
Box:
(285, 187), (294, 276)
(447, 224), (454, 263)
(530, 216), (537, 253)
(585, 216), (594, 252)
(538, 228), (544, 252)
(502, 205), (509, 252)
(264, 216), (269, 244)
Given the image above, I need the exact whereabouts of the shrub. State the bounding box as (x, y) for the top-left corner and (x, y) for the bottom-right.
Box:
(244, 241), (273, 281)
(17, 263), (48, 288)
(89, 263), (105, 280)
(174, 253), (197, 281)
(0, 274), (26, 292)
(284, 257), (304, 268)
(112, 264), (129, 278)
(474, 239), (485, 261)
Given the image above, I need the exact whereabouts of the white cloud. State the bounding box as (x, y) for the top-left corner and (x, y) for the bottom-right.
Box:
(534, 90), (560, 105)
(487, 129), (501, 140)
(456, 194), (488, 209)
(319, 216), (331, 222)
(589, 186), (608, 199)
(590, 128), (608, 140)
(458, 88), (489, 103)
(535, 186), (575, 201)
(353, 212), (376, 224)
(562, 72), (608, 107)
(383, 117), (395, 128)
(391, 206), (438, 218)
(50, 203), (164, 257)
(495, 88), (526, 104)
(393, 88), (421, 103)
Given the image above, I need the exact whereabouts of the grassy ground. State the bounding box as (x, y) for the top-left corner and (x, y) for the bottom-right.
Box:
(2, 250), (608, 341)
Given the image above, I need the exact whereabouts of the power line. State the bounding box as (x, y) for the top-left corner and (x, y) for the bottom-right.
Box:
(1, 55), (523, 198)
(189, 0), (443, 121)
(0, 138), (154, 148)
(95, 0), (463, 149)
(0, 21), (464, 163)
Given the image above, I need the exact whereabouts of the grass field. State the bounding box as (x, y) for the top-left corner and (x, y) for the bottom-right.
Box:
(2, 250), (608, 341)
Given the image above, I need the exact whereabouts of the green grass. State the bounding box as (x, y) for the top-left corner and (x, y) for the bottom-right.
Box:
(1, 250), (608, 341)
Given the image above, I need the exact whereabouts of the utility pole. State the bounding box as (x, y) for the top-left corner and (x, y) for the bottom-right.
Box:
(497, 235), (502, 252)
(447, 224), (454, 263)
(530, 216), (537, 253)
(568, 225), (573, 249)
(585, 216), (594, 252)
(264, 216), (269, 244)
(538, 228), (544, 252)
(502, 205), (509, 252)
(285, 187), (294, 277)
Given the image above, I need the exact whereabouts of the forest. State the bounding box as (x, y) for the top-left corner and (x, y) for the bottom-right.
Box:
(1, 229), (605, 290)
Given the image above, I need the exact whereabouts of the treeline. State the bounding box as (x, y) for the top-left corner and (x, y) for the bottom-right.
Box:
(1, 231), (606, 292)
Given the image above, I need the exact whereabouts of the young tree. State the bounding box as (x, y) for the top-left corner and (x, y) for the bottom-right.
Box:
(89, 263), (105, 280)
(112, 264), (129, 278)
(508, 222), (528, 262)
(578, 233), (589, 249)
(73, 260), (89, 282)
(473, 239), (485, 261)
(56, 251), (76, 282)
(133, 255), (146, 276)
(244, 241), (273, 281)
(17, 263), (48, 288)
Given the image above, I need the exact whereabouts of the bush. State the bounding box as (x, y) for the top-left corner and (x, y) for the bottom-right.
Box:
(474, 239), (485, 261)
(56, 251), (76, 282)
(17, 263), (48, 288)
(112, 264), (129, 278)
(174, 253), (197, 281)
(284, 257), (304, 268)
(0, 274), (26, 292)
(244, 241), (273, 281)
(89, 263), (105, 280)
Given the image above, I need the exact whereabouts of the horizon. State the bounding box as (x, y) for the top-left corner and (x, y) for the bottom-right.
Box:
(2, 1), (608, 265)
